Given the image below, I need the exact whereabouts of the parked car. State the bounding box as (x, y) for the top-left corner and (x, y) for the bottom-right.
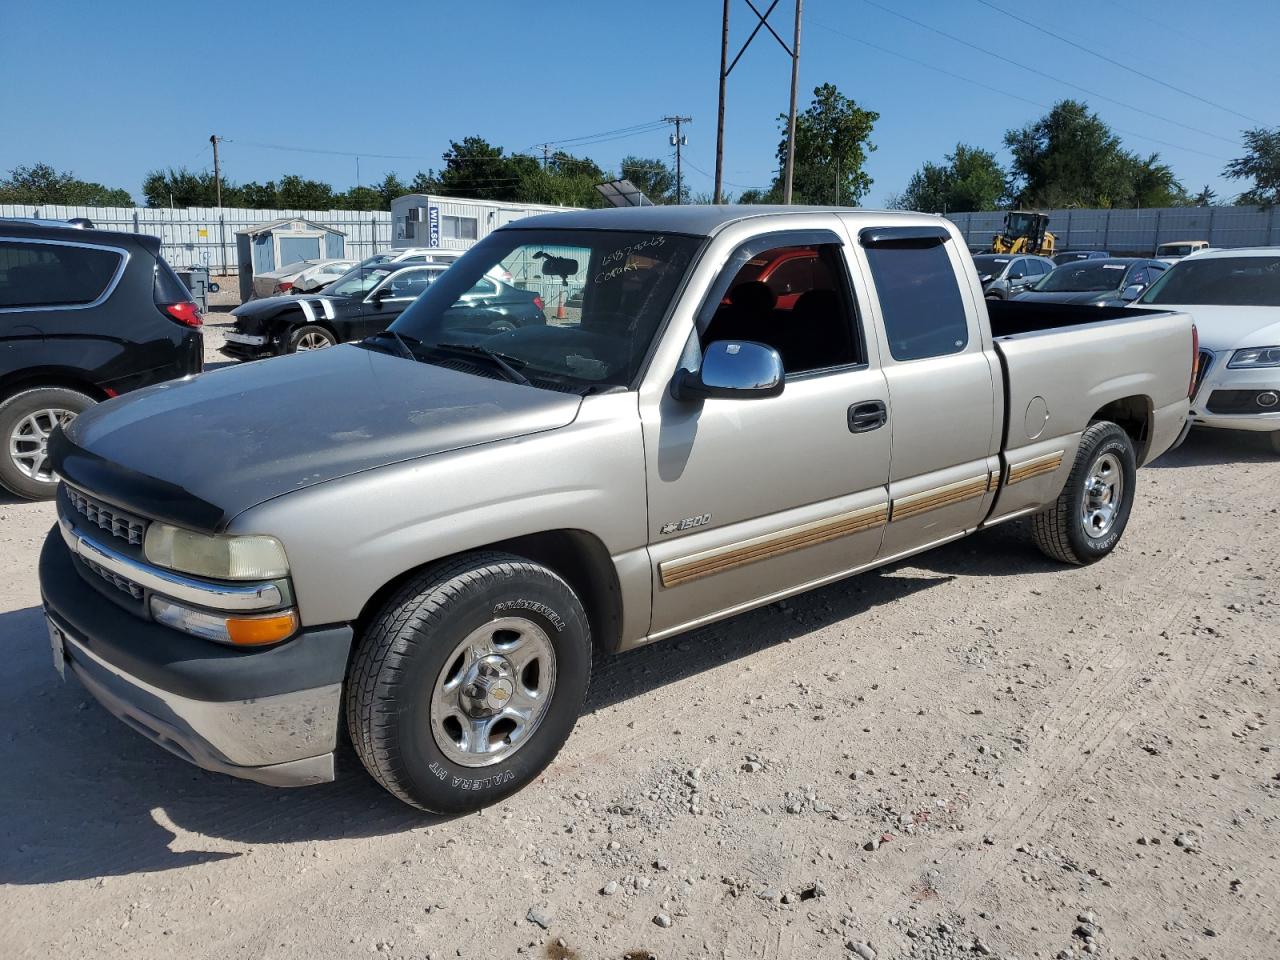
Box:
(0, 218), (203, 499)
(1134, 248), (1280, 453)
(289, 258), (357, 293)
(1014, 258), (1168, 306)
(40, 206), (1194, 812)
(1155, 240), (1210, 264)
(972, 253), (1055, 299)
(1053, 250), (1111, 265)
(253, 259), (352, 299)
(223, 261), (544, 359)
(358, 249), (513, 281)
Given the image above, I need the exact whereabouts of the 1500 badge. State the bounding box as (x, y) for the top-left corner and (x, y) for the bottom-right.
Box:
(660, 513), (711, 535)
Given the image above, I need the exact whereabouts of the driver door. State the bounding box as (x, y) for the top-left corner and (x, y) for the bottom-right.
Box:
(358, 266), (441, 339)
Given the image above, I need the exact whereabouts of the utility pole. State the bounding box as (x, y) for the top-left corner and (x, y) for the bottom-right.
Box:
(210, 134), (227, 276)
(714, 1), (799, 204)
(782, 0), (803, 204)
(540, 144), (551, 169)
(664, 116), (692, 204)
(714, 0), (729, 204)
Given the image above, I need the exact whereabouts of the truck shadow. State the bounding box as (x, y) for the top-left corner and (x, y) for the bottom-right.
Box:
(0, 529), (1046, 885)
(1147, 428), (1275, 467)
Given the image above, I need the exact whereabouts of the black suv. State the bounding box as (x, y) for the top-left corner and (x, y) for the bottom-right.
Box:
(0, 219), (203, 499)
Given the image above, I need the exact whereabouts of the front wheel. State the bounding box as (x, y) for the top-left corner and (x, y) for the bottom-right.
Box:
(0, 387), (95, 500)
(1032, 420), (1137, 565)
(288, 324), (337, 353)
(346, 553), (592, 813)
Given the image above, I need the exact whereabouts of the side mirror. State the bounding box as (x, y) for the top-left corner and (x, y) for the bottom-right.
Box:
(1120, 284), (1144, 301)
(671, 340), (784, 401)
(207, 281), (220, 293)
(1008, 272), (1024, 281)
(371, 286), (390, 304)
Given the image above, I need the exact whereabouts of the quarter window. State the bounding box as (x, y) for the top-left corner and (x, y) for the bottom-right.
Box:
(863, 240), (968, 361)
(0, 240), (122, 308)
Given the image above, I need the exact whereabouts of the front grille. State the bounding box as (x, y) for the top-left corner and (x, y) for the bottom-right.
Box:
(66, 486), (146, 546)
(79, 555), (145, 600)
(1193, 350), (1214, 395)
(1206, 389), (1280, 415)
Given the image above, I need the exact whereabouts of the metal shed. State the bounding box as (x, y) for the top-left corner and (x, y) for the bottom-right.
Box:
(234, 217), (347, 302)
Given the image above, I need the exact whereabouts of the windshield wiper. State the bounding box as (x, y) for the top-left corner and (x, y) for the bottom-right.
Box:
(364, 329), (419, 361)
(429, 342), (531, 386)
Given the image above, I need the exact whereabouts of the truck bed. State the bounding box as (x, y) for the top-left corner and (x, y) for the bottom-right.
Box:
(986, 299), (1138, 338)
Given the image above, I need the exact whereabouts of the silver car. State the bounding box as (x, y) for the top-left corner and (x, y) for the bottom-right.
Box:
(973, 253), (1055, 299)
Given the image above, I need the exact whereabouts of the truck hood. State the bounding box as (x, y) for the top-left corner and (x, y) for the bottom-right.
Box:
(1130, 304), (1280, 352)
(52, 345), (582, 532)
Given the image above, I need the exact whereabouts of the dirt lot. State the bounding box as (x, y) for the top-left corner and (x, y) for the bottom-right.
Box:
(0, 326), (1276, 959)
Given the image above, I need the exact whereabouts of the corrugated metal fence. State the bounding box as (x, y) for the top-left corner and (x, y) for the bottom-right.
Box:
(0, 204), (394, 272)
(946, 205), (1280, 254)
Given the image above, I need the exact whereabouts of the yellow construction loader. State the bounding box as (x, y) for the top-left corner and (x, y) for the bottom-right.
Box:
(991, 211), (1056, 256)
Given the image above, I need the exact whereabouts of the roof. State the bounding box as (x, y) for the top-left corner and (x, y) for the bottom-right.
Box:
(502, 204), (941, 237)
(1193, 246), (1280, 259)
(234, 217), (347, 237)
(1, 216), (161, 251)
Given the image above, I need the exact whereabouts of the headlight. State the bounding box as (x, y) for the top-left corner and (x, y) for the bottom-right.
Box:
(979, 274), (993, 283)
(143, 523), (289, 580)
(1227, 346), (1280, 368)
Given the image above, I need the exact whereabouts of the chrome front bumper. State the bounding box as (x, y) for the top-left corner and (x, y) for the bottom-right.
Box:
(54, 618), (339, 787)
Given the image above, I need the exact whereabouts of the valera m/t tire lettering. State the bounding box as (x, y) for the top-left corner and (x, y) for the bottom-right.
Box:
(1032, 420), (1137, 565)
(345, 552), (591, 813)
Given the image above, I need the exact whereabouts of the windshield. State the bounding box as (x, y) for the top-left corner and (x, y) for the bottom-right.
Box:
(358, 253), (396, 269)
(1156, 244), (1195, 258)
(325, 265), (395, 297)
(387, 228), (704, 390)
(1053, 252), (1100, 265)
(972, 255), (1011, 275)
(1139, 256), (1280, 306)
(1035, 262), (1129, 293)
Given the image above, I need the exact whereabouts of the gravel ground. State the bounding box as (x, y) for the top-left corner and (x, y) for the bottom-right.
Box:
(0, 335), (1277, 959)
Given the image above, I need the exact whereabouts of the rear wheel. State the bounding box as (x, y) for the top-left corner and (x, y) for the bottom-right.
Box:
(346, 553), (592, 813)
(1032, 420), (1137, 565)
(288, 324), (337, 353)
(0, 387), (95, 500)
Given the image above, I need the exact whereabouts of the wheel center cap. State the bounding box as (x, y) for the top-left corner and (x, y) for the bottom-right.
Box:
(461, 655), (515, 715)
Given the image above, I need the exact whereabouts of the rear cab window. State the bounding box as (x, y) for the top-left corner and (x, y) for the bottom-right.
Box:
(0, 239), (124, 309)
(860, 229), (968, 361)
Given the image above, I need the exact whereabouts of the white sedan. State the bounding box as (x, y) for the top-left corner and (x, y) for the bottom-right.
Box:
(1134, 247), (1280, 453)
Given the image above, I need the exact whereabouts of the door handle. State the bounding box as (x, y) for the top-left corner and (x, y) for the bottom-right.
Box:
(847, 400), (887, 433)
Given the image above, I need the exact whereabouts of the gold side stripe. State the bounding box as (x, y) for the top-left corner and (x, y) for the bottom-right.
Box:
(1007, 451), (1065, 485)
(986, 469), (1001, 493)
(889, 475), (989, 523)
(659, 503), (889, 588)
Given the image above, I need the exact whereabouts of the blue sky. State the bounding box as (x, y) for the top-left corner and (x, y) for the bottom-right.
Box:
(2, 0), (1276, 207)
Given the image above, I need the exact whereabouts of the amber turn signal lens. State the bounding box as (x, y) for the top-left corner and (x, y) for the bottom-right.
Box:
(226, 611), (298, 646)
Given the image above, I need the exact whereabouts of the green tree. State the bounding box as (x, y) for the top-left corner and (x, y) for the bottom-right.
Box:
(1225, 127), (1280, 206)
(409, 170), (441, 194)
(620, 156), (676, 204)
(1191, 184), (1217, 206)
(436, 136), (540, 202)
(238, 180), (278, 208)
(1004, 100), (1186, 208)
(142, 167), (223, 207)
(275, 174), (335, 209)
(0, 162), (134, 205)
(891, 144), (1007, 213)
(766, 83), (879, 205)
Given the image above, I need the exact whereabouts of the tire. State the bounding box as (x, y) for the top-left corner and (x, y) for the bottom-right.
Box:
(0, 387), (95, 500)
(346, 552), (592, 813)
(287, 324), (337, 353)
(1032, 420), (1137, 565)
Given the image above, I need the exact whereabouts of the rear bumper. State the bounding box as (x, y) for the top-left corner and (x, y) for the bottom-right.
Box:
(39, 527), (352, 787)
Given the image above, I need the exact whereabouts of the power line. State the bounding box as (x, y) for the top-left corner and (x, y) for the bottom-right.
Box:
(805, 18), (1232, 162)
(971, 0), (1266, 125)
(855, 0), (1241, 146)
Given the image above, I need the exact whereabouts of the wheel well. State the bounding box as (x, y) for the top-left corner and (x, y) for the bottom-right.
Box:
(352, 529), (624, 658)
(0, 372), (108, 405)
(282, 310), (337, 342)
(1091, 395), (1152, 462)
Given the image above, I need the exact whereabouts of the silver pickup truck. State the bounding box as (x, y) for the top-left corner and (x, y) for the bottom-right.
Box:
(39, 207), (1195, 813)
